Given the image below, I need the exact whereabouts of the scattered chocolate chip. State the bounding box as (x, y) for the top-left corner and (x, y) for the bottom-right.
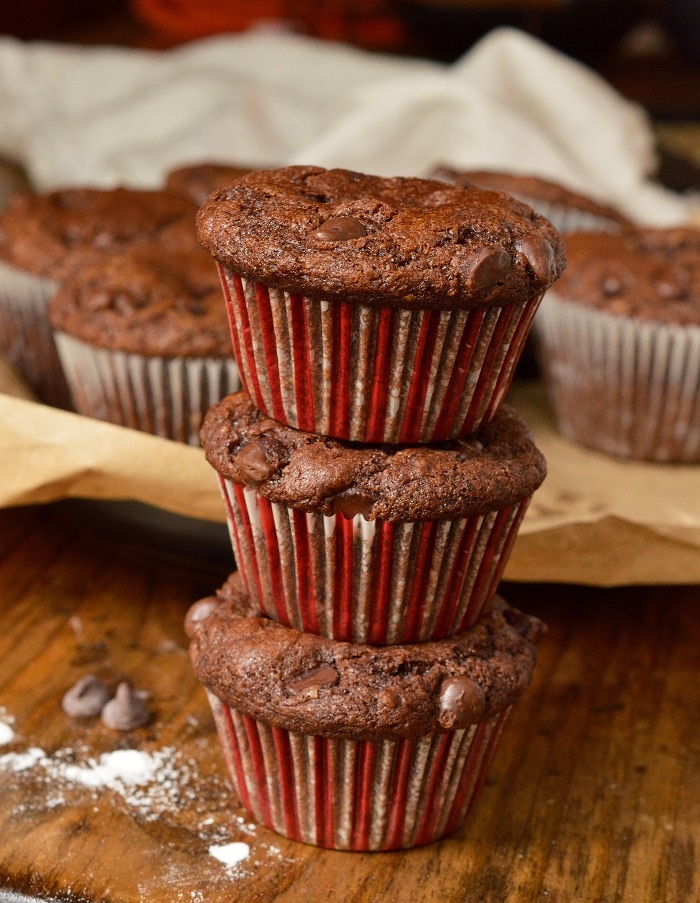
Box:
(515, 235), (555, 283)
(184, 597), (220, 639)
(101, 682), (151, 731)
(438, 675), (486, 730)
(61, 675), (111, 719)
(467, 245), (511, 293)
(237, 442), (276, 485)
(313, 216), (367, 241)
(288, 663), (339, 697)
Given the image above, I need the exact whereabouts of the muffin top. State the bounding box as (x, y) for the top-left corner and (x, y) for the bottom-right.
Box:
(0, 187), (197, 280)
(164, 161), (256, 206)
(196, 165), (566, 310)
(49, 241), (231, 357)
(186, 571), (545, 740)
(200, 391), (547, 521)
(431, 166), (631, 230)
(550, 228), (700, 326)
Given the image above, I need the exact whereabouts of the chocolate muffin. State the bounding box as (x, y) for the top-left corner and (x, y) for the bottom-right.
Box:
(0, 186), (197, 408)
(164, 162), (256, 206)
(196, 165), (566, 442)
(199, 391), (546, 643)
(50, 242), (240, 445)
(431, 167), (632, 235)
(186, 570), (545, 850)
(534, 227), (700, 462)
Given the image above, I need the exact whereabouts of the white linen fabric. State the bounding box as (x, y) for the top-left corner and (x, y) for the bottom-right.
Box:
(0, 26), (694, 224)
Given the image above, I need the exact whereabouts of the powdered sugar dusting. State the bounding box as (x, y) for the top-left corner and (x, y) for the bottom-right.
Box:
(208, 841), (251, 867)
(63, 749), (161, 789)
(0, 706), (296, 896)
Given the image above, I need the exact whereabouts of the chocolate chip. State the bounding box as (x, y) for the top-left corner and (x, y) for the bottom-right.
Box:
(454, 438), (484, 460)
(92, 230), (115, 249)
(332, 489), (374, 519)
(378, 689), (400, 709)
(424, 188), (457, 207)
(184, 597), (219, 639)
(182, 299), (206, 316)
(467, 245), (511, 293)
(237, 442), (276, 486)
(288, 663), (339, 697)
(655, 268), (690, 300)
(113, 292), (138, 316)
(438, 675), (486, 730)
(61, 675), (111, 718)
(602, 275), (623, 296)
(515, 235), (555, 283)
(313, 216), (367, 241)
(101, 682), (151, 731)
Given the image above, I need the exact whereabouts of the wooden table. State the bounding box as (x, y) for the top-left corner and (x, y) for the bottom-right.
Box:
(0, 502), (697, 902)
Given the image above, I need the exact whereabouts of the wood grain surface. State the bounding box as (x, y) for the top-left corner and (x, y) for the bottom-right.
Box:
(0, 503), (697, 903)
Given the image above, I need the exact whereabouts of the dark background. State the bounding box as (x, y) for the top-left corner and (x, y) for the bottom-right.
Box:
(0, 0), (699, 118)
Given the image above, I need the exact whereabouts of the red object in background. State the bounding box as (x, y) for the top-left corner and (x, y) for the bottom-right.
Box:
(130, 0), (409, 51)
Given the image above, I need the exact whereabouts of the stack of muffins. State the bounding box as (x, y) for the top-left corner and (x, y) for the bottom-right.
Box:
(185, 165), (566, 850)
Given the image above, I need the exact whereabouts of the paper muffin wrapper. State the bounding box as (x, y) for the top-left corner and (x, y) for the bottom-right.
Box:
(207, 691), (511, 851)
(220, 478), (530, 643)
(219, 267), (541, 443)
(514, 197), (624, 235)
(534, 292), (700, 462)
(0, 259), (70, 407)
(55, 332), (241, 446)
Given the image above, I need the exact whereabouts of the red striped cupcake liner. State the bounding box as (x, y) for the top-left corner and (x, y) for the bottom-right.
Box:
(207, 690), (510, 851)
(219, 266), (541, 443)
(219, 477), (530, 644)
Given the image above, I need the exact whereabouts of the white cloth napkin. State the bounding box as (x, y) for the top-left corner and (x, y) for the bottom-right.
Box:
(0, 26), (694, 225)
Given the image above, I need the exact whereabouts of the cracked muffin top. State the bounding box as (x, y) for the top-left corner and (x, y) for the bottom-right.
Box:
(0, 187), (197, 280)
(431, 166), (631, 231)
(200, 391), (547, 522)
(550, 227), (700, 326)
(196, 165), (566, 310)
(186, 571), (545, 740)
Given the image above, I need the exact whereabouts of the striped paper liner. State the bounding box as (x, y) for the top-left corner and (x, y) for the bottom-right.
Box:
(55, 332), (241, 446)
(207, 691), (510, 851)
(218, 266), (541, 443)
(0, 260), (69, 408)
(219, 478), (530, 643)
(513, 198), (625, 235)
(535, 293), (700, 462)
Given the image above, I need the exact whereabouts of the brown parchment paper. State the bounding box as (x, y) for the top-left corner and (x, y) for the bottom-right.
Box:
(1, 377), (699, 586)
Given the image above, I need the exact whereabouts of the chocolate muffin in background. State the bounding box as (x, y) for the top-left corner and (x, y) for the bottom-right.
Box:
(534, 226), (700, 462)
(186, 571), (545, 851)
(196, 165), (566, 444)
(0, 186), (197, 408)
(200, 391), (546, 644)
(164, 161), (257, 206)
(50, 241), (240, 445)
(430, 166), (632, 235)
